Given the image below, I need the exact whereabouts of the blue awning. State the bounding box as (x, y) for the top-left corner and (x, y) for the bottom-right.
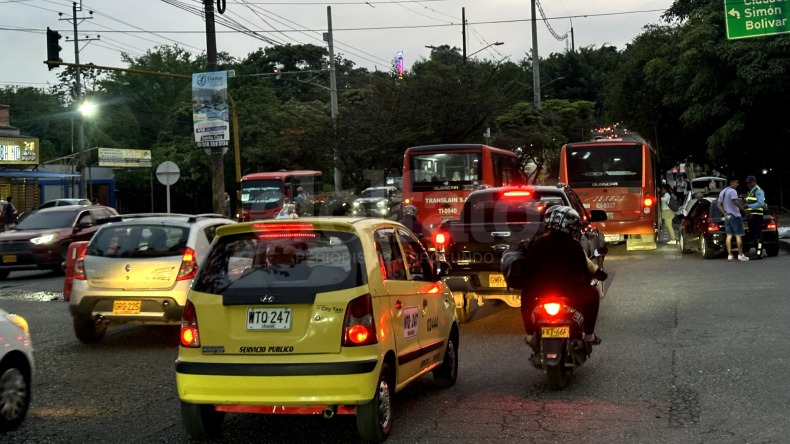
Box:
(0, 170), (80, 179)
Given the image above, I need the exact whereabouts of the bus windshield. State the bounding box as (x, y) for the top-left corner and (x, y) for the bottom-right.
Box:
(409, 152), (480, 192)
(565, 145), (643, 187)
(241, 180), (284, 210)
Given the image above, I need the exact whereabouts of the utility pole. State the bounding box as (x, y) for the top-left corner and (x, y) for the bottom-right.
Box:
(531, 0), (541, 109)
(326, 6), (341, 192)
(60, 1), (95, 198)
(203, 0), (226, 216)
(462, 7), (467, 63)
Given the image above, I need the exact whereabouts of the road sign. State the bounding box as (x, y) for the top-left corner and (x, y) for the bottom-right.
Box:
(725, 0), (790, 40)
(156, 161), (180, 213)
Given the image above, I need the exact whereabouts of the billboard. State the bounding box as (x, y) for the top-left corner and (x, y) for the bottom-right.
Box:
(98, 148), (152, 167)
(0, 137), (39, 165)
(192, 71), (230, 148)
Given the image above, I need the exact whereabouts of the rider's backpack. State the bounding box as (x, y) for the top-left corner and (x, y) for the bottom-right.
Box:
(500, 239), (532, 289)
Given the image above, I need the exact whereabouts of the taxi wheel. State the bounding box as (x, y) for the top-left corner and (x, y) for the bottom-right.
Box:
(0, 357), (31, 432)
(432, 332), (458, 387)
(455, 297), (473, 324)
(357, 363), (393, 442)
(181, 401), (225, 438)
(72, 316), (107, 344)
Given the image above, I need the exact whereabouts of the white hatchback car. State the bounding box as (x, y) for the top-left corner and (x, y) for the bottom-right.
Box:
(0, 308), (34, 431)
(68, 213), (235, 343)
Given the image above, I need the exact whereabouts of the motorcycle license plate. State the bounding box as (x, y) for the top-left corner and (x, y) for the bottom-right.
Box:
(541, 326), (570, 338)
(488, 273), (507, 287)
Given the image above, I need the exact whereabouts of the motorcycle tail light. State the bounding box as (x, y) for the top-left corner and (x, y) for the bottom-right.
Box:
(543, 302), (562, 316)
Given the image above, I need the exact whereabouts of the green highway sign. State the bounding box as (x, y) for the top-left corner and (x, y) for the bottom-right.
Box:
(725, 0), (790, 39)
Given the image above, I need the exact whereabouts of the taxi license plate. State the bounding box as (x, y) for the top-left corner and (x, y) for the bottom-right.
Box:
(2, 255), (16, 264)
(247, 308), (292, 331)
(541, 326), (570, 338)
(112, 300), (141, 314)
(488, 273), (507, 288)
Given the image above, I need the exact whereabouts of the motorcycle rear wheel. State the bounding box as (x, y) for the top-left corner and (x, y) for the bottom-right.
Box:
(546, 364), (570, 390)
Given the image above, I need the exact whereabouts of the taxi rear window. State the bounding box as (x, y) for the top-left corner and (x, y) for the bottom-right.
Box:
(193, 229), (366, 297)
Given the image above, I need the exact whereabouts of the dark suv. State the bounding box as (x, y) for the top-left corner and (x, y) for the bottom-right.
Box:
(0, 205), (118, 279)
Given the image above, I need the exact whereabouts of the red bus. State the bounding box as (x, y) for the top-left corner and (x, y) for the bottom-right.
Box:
(239, 170), (323, 221)
(559, 139), (658, 250)
(402, 144), (526, 231)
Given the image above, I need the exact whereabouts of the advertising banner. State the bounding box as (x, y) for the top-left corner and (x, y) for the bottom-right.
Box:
(98, 148), (152, 167)
(0, 137), (39, 165)
(192, 71), (230, 148)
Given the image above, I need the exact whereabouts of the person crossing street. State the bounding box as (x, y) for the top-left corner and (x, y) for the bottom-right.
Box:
(744, 175), (767, 259)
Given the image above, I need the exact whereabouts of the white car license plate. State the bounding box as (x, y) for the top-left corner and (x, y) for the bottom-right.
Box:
(246, 307), (292, 331)
(488, 273), (507, 288)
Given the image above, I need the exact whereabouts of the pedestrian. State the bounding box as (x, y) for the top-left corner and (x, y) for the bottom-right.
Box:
(674, 173), (689, 205)
(671, 163), (679, 182)
(716, 178), (749, 262)
(744, 175), (766, 259)
(659, 185), (677, 245)
(679, 161), (686, 177)
(224, 192), (231, 217)
(1, 196), (18, 231)
(295, 187), (308, 204)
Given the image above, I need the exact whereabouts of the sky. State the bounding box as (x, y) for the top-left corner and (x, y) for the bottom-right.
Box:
(2, 0), (676, 91)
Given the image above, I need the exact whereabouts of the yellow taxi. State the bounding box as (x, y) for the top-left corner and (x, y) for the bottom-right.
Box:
(175, 218), (458, 442)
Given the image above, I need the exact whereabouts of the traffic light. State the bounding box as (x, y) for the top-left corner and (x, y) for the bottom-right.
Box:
(46, 27), (62, 70)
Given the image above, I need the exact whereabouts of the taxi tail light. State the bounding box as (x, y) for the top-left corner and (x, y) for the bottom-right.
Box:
(542, 302), (563, 317)
(176, 247), (198, 281)
(707, 219), (720, 232)
(342, 294), (377, 347)
(73, 247), (87, 281)
(180, 300), (200, 348)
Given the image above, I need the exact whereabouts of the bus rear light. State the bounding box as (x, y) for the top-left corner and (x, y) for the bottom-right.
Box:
(643, 197), (654, 207)
(434, 232), (449, 248)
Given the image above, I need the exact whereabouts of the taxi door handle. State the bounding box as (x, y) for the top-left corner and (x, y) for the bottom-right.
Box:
(422, 298), (428, 312)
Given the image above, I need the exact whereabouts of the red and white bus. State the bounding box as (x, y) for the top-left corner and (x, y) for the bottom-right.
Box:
(402, 144), (526, 231)
(559, 139), (659, 249)
(239, 170), (323, 221)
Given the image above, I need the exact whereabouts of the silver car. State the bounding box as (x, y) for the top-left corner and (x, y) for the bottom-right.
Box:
(0, 308), (34, 431)
(68, 213), (235, 343)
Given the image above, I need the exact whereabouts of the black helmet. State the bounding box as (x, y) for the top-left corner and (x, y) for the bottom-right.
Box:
(544, 205), (581, 235)
(403, 205), (418, 216)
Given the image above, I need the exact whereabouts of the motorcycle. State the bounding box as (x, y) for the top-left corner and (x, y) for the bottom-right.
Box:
(527, 274), (606, 390)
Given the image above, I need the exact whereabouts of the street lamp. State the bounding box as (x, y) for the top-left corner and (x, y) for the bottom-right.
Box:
(466, 42), (504, 60)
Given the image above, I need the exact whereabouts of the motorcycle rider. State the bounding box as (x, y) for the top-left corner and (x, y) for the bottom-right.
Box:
(521, 205), (605, 351)
(399, 205), (429, 239)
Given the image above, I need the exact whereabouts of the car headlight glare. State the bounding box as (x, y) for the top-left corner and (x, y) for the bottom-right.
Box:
(376, 200), (387, 207)
(31, 233), (57, 245)
(353, 201), (361, 207)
